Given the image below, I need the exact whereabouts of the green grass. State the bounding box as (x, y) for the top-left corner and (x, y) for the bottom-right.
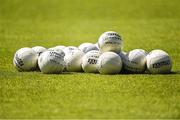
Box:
(0, 0), (180, 119)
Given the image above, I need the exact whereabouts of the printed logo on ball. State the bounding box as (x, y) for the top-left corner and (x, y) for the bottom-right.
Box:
(15, 54), (24, 66)
(88, 59), (97, 64)
(106, 33), (121, 37)
(49, 51), (65, 59)
(152, 60), (171, 68)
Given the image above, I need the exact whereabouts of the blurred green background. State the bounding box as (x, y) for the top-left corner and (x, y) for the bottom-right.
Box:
(0, 0), (180, 119)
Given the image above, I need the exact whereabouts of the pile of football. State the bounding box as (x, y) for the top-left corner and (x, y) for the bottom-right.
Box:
(13, 31), (173, 74)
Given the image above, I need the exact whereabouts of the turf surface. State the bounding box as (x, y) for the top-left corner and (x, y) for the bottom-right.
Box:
(0, 0), (180, 119)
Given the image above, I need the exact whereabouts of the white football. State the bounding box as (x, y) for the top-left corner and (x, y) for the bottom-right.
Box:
(98, 31), (123, 53)
(13, 47), (38, 71)
(38, 50), (65, 74)
(123, 49), (147, 73)
(82, 50), (100, 73)
(97, 52), (122, 74)
(64, 49), (84, 72)
(32, 46), (47, 56)
(146, 49), (172, 74)
(78, 43), (99, 53)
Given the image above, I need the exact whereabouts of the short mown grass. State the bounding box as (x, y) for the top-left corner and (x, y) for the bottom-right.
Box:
(0, 0), (180, 118)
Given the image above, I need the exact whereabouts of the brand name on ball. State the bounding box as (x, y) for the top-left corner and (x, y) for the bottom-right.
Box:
(153, 60), (171, 68)
(68, 48), (75, 50)
(105, 36), (121, 40)
(50, 51), (65, 59)
(88, 59), (97, 64)
(125, 65), (143, 72)
(107, 33), (121, 37)
(15, 54), (24, 66)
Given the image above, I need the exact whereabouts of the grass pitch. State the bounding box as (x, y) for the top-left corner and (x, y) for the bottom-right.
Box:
(0, 0), (180, 119)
